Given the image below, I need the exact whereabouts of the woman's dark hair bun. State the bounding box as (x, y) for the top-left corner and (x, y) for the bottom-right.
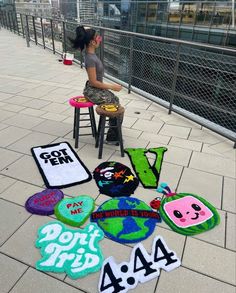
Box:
(69, 26), (96, 51)
(75, 26), (86, 41)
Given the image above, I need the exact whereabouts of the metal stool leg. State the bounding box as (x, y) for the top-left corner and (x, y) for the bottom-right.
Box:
(98, 116), (106, 159)
(73, 107), (76, 139)
(75, 108), (80, 148)
(96, 116), (102, 148)
(89, 106), (97, 138)
(116, 116), (124, 157)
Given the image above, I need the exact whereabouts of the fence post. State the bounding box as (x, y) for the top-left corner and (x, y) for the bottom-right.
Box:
(62, 21), (67, 52)
(169, 43), (181, 114)
(99, 28), (104, 64)
(20, 14), (24, 37)
(50, 19), (55, 54)
(40, 18), (45, 49)
(25, 15), (30, 47)
(32, 16), (37, 45)
(128, 36), (134, 94)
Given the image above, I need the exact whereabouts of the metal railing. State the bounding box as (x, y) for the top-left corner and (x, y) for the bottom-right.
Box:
(0, 11), (236, 145)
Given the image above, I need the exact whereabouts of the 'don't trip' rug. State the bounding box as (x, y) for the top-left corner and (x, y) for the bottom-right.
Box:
(31, 142), (92, 188)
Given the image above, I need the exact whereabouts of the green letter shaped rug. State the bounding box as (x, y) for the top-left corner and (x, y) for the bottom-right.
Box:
(35, 221), (104, 279)
(156, 183), (220, 236)
(54, 195), (95, 227)
(124, 148), (167, 189)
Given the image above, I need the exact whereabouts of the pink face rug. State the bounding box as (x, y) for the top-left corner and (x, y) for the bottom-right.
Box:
(153, 183), (220, 236)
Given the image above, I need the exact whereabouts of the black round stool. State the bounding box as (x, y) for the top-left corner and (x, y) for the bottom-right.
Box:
(95, 105), (125, 159)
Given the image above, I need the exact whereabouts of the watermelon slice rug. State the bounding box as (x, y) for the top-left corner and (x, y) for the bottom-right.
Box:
(31, 142), (92, 188)
(91, 197), (161, 243)
(154, 183), (220, 236)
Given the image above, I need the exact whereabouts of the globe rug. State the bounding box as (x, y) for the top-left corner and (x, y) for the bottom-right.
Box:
(98, 235), (181, 293)
(91, 197), (161, 243)
(124, 147), (167, 189)
(54, 195), (95, 227)
(156, 183), (220, 236)
(93, 162), (139, 197)
(25, 189), (64, 215)
(35, 221), (104, 279)
(31, 142), (92, 188)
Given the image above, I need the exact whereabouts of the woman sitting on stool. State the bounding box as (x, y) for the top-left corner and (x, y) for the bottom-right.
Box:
(69, 26), (123, 144)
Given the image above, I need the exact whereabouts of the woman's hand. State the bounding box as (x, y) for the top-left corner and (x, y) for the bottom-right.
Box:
(111, 84), (122, 92)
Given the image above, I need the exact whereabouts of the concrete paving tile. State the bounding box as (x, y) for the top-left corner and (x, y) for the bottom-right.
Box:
(132, 119), (164, 134)
(159, 124), (191, 139)
(0, 199), (31, 245)
(139, 132), (171, 144)
(182, 238), (236, 285)
(122, 136), (150, 148)
(0, 103), (26, 113)
(165, 115), (201, 129)
(156, 266), (236, 293)
(122, 116), (137, 128)
(62, 179), (99, 199)
(226, 212), (236, 251)
(0, 85), (25, 94)
(3, 114), (44, 130)
(126, 99), (152, 110)
(147, 143), (192, 167)
(19, 86), (57, 98)
(0, 148), (23, 171)
(189, 129), (222, 144)
(41, 102), (69, 114)
(0, 92), (14, 101)
(0, 109), (15, 122)
(10, 268), (82, 293)
(0, 181), (43, 206)
(0, 126), (31, 147)
(177, 168), (223, 208)
(0, 175), (16, 194)
(223, 177), (236, 213)
(125, 107), (154, 120)
(41, 112), (68, 122)
(0, 253), (28, 293)
(122, 127), (142, 138)
(7, 95), (34, 106)
(211, 141), (235, 154)
(19, 108), (47, 117)
(40, 93), (70, 104)
(193, 209), (225, 247)
(169, 137), (202, 151)
(189, 152), (235, 178)
(159, 162), (183, 190)
(0, 215), (66, 281)
(0, 122), (8, 131)
(8, 132), (57, 155)
(22, 99), (51, 110)
(202, 143), (228, 158)
(1, 155), (44, 186)
(77, 144), (115, 170)
(65, 238), (132, 292)
(32, 120), (72, 136)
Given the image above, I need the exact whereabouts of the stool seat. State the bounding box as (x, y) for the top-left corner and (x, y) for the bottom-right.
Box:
(96, 104), (125, 117)
(69, 95), (97, 148)
(95, 104), (125, 159)
(69, 96), (94, 108)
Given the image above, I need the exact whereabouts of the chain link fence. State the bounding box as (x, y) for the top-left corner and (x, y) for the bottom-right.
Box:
(0, 11), (235, 143)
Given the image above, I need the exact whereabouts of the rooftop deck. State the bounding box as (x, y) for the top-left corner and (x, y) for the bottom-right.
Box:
(0, 29), (235, 293)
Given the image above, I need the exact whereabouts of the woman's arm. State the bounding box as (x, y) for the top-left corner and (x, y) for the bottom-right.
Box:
(87, 67), (122, 91)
